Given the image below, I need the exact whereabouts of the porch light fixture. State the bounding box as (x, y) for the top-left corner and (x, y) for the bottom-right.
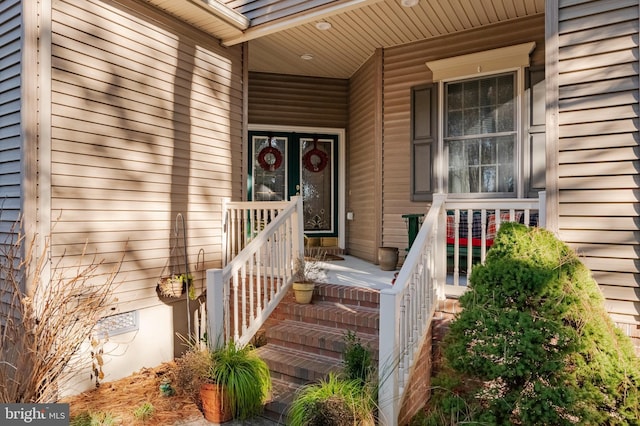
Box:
(300, 53), (314, 60)
(315, 21), (332, 30)
(401, 0), (419, 7)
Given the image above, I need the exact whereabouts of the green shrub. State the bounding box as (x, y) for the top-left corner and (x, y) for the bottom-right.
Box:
(428, 223), (640, 425)
(288, 373), (375, 426)
(342, 330), (373, 386)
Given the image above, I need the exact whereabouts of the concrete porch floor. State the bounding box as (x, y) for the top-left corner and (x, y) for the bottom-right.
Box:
(318, 254), (398, 290)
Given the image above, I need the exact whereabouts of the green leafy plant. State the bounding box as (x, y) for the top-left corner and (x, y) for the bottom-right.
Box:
(342, 330), (373, 386)
(159, 377), (175, 397)
(288, 372), (376, 426)
(427, 222), (640, 425)
(70, 410), (118, 426)
(132, 402), (155, 422)
(208, 341), (272, 420)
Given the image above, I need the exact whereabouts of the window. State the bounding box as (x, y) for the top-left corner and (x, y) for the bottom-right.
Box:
(411, 42), (545, 200)
(445, 73), (516, 194)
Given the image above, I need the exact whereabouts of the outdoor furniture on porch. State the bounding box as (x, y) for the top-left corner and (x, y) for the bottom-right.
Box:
(446, 209), (540, 273)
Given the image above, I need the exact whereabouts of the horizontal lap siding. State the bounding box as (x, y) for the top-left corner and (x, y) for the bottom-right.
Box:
(347, 54), (379, 262)
(0, 0), (22, 232)
(557, 0), (640, 321)
(51, 0), (243, 311)
(382, 15), (545, 253)
(248, 72), (348, 129)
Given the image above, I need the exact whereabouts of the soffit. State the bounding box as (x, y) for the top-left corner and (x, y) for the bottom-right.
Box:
(143, 0), (545, 79)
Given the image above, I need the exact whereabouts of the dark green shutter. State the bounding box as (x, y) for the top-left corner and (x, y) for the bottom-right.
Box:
(411, 84), (438, 201)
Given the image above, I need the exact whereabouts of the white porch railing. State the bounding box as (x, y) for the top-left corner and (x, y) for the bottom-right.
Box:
(444, 192), (546, 296)
(222, 198), (296, 266)
(378, 192), (546, 424)
(207, 196), (304, 349)
(378, 194), (446, 426)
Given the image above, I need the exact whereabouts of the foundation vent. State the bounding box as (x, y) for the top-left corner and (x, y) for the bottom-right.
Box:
(95, 311), (138, 338)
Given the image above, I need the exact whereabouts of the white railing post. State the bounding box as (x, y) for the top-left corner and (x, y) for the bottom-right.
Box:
(207, 268), (225, 349)
(433, 194), (447, 299)
(378, 290), (399, 426)
(291, 196), (304, 258)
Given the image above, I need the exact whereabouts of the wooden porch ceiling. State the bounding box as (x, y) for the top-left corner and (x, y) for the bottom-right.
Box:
(144, 0), (545, 78)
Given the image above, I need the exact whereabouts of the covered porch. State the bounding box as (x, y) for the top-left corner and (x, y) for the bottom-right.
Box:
(206, 193), (545, 424)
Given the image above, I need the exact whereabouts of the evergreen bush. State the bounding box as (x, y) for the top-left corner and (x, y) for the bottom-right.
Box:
(426, 222), (640, 425)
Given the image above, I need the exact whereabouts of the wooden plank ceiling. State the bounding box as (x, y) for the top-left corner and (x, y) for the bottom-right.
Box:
(144, 0), (545, 78)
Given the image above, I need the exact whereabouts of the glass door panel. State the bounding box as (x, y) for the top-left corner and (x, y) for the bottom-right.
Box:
(251, 135), (287, 201)
(249, 131), (338, 237)
(300, 137), (335, 234)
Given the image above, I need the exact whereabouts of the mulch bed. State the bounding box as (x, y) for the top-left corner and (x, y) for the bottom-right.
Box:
(61, 361), (204, 425)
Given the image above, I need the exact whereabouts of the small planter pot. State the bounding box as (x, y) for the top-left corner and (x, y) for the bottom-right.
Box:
(378, 247), (399, 271)
(292, 282), (315, 304)
(200, 383), (232, 423)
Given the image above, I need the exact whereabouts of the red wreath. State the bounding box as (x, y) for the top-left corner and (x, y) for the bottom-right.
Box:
(257, 146), (283, 171)
(303, 141), (329, 173)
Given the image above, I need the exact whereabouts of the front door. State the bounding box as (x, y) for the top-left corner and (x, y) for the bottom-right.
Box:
(248, 131), (339, 237)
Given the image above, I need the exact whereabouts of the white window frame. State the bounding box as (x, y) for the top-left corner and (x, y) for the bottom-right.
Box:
(427, 42), (536, 199)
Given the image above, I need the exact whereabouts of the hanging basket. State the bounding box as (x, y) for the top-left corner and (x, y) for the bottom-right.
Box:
(157, 276), (184, 298)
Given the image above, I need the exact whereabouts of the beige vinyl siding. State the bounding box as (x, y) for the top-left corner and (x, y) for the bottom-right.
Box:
(381, 14), (545, 253)
(248, 72), (348, 129)
(556, 0), (640, 323)
(347, 53), (380, 262)
(50, 0), (244, 311)
(0, 0), (22, 231)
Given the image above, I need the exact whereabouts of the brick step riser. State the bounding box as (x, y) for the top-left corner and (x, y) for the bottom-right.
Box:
(283, 316), (378, 334)
(312, 296), (378, 309)
(268, 312), (379, 336)
(263, 358), (343, 386)
(265, 333), (379, 362)
(312, 284), (380, 307)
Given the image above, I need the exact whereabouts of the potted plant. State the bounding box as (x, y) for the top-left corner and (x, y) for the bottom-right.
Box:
(204, 341), (271, 423)
(157, 273), (192, 298)
(292, 253), (326, 304)
(173, 340), (271, 423)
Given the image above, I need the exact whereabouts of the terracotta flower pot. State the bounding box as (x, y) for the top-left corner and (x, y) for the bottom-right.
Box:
(200, 383), (232, 423)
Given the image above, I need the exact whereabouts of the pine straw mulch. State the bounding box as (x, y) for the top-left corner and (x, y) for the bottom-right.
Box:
(61, 361), (204, 425)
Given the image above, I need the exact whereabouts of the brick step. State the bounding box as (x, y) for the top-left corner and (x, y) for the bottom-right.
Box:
(269, 299), (380, 335)
(256, 344), (343, 385)
(265, 319), (379, 361)
(262, 377), (299, 424)
(313, 283), (380, 308)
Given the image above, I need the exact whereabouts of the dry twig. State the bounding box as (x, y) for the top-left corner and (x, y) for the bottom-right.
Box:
(0, 219), (122, 402)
